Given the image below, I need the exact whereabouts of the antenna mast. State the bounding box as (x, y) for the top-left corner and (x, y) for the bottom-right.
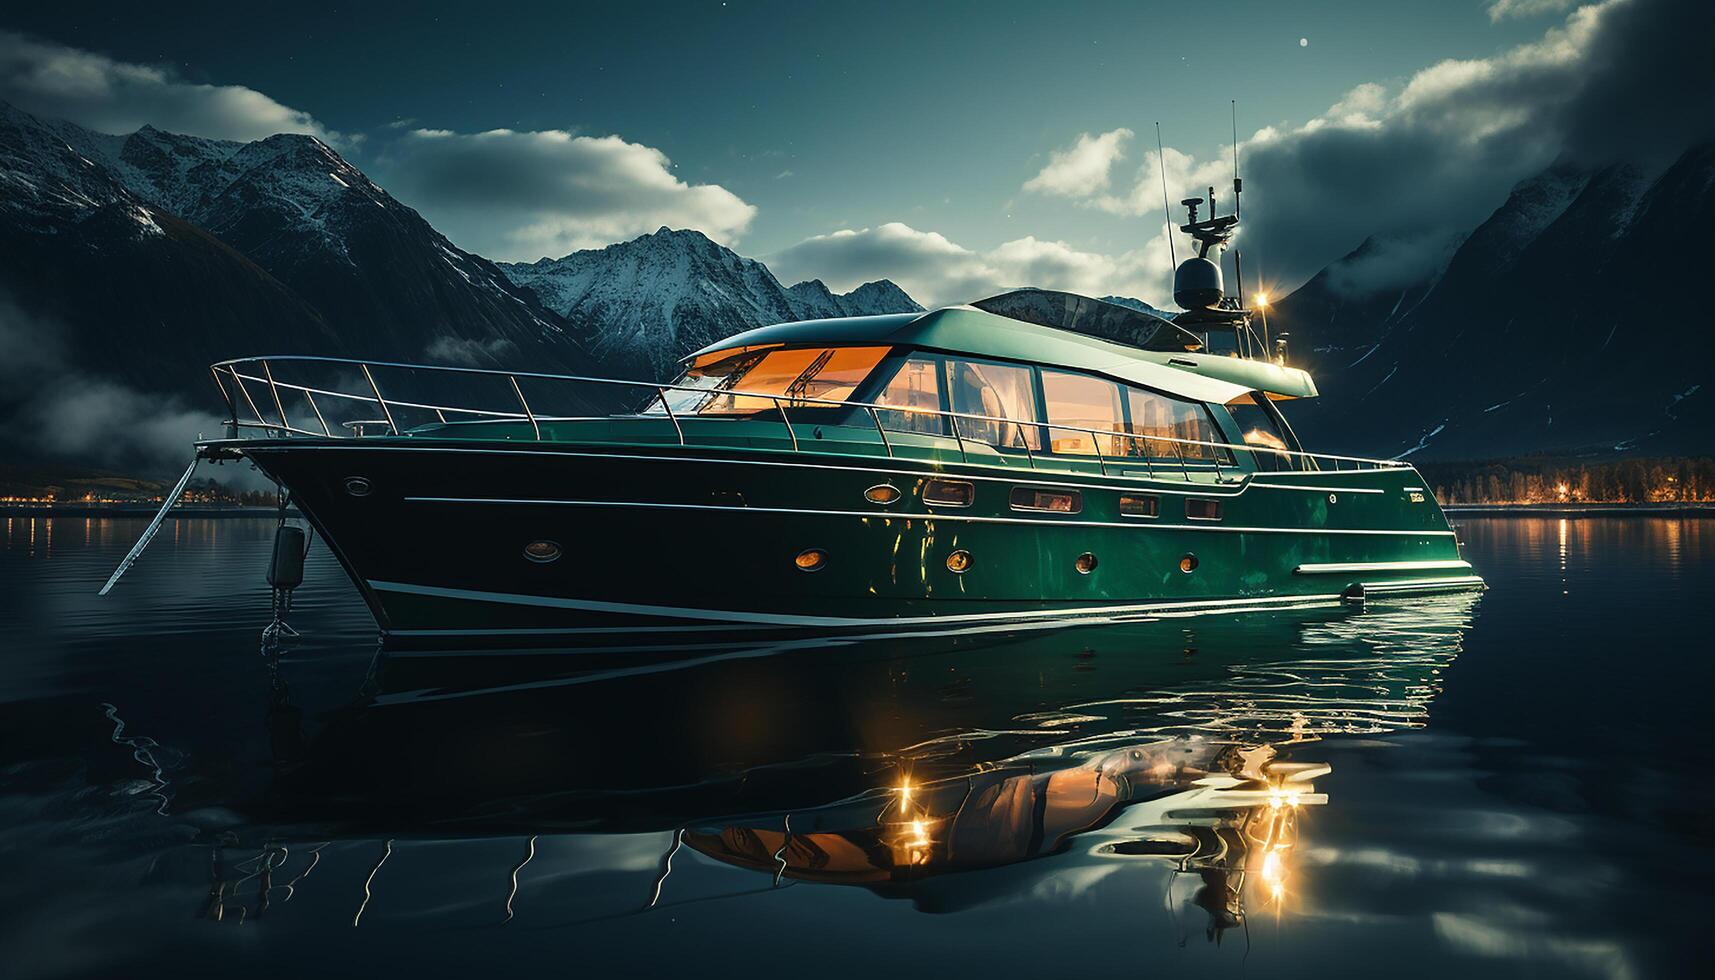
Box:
(1155, 122), (1177, 267)
(1229, 100), (1248, 355)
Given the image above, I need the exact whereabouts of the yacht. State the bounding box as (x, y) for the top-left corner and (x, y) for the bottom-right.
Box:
(187, 192), (1480, 643)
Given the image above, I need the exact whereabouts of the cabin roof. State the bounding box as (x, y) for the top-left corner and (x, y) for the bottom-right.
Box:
(687, 305), (1317, 403)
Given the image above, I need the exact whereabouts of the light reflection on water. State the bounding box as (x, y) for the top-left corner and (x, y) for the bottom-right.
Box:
(0, 515), (1710, 978)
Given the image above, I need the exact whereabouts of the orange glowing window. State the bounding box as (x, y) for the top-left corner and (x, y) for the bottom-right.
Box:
(1009, 486), (1082, 513)
(670, 346), (890, 415)
(1041, 370), (1124, 456)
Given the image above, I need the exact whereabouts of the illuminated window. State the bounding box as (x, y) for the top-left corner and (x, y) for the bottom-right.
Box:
(1041, 370), (1124, 456)
(1226, 392), (1299, 471)
(923, 479), (975, 507)
(1122, 387), (1230, 463)
(1009, 486), (1082, 513)
(873, 355), (945, 435)
(659, 346), (889, 416)
(944, 359), (1039, 450)
(1119, 494), (1159, 518)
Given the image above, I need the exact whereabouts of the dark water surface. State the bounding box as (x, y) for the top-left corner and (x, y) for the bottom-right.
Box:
(1, 514), (1709, 978)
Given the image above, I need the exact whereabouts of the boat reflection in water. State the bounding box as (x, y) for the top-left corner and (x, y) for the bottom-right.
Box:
(218, 593), (1476, 938)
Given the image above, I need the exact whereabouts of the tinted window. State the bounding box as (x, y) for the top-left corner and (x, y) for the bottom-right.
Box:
(944, 359), (1038, 450)
(1122, 387), (1229, 462)
(873, 355), (944, 435)
(664, 346), (890, 415)
(923, 479), (975, 507)
(1041, 370), (1124, 456)
(1119, 494), (1160, 518)
(1009, 486), (1082, 513)
(1186, 498), (1223, 521)
(1226, 392), (1300, 471)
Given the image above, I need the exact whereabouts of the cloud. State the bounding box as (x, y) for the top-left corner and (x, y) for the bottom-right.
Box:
(1487, 0), (1578, 21)
(376, 127), (758, 261)
(0, 29), (330, 142)
(1022, 128), (1132, 197)
(767, 222), (1173, 309)
(0, 294), (225, 477)
(1023, 0), (1713, 297)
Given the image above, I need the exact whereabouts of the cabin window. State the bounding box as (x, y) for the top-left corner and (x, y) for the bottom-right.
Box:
(923, 478), (975, 507)
(661, 345), (890, 415)
(1118, 494), (1160, 518)
(872, 355), (945, 435)
(1226, 392), (1301, 471)
(1121, 387), (1231, 463)
(1186, 498), (1223, 521)
(1040, 370), (1125, 456)
(1009, 486), (1082, 513)
(944, 359), (1039, 450)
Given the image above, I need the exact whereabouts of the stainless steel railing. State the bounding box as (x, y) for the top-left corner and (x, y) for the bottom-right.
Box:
(209, 355), (1413, 480)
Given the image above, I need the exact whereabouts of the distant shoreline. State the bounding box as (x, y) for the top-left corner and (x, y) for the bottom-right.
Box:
(6, 502), (1709, 520)
(1444, 502), (1715, 516)
(1, 505), (292, 518)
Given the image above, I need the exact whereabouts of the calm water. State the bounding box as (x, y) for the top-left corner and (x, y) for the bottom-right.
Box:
(1, 514), (1709, 979)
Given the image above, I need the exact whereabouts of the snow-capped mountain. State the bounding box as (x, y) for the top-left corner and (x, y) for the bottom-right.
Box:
(36, 110), (581, 373)
(1280, 147), (1714, 460)
(1, 101), (342, 399)
(502, 228), (921, 380)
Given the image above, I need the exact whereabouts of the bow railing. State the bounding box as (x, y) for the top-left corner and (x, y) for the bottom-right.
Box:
(209, 356), (1414, 481)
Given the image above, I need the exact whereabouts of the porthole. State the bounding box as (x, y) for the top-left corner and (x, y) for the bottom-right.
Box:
(343, 476), (373, 497)
(523, 540), (563, 563)
(795, 548), (829, 572)
(946, 549), (973, 574)
(1074, 552), (1098, 574)
(924, 479), (975, 507)
(864, 484), (902, 505)
(1178, 553), (1199, 574)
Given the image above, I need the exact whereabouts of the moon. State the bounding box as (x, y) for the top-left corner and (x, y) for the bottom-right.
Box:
(1299, 37), (1309, 47)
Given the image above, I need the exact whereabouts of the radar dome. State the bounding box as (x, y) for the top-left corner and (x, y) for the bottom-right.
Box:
(1173, 257), (1223, 311)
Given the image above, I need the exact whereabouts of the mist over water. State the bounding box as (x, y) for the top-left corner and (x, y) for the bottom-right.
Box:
(0, 514), (1708, 978)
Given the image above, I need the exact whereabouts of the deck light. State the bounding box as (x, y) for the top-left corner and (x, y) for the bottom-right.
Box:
(864, 484), (901, 505)
(523, 540), (562, 563)
(794, 548), (828, 572)
(1074, 552), (1098, 574)
(946, 550), (972, 574)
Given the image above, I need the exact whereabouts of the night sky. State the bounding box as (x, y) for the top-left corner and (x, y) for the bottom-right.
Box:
(3, 1), (1708, 304)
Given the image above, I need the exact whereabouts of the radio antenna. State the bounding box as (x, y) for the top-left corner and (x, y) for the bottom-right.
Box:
(1230, 100), (1241, 219)
(1155, 122), (1177, 267)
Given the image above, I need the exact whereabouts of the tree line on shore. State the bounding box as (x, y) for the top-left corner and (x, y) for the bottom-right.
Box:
(1416, 456), (1715, 505)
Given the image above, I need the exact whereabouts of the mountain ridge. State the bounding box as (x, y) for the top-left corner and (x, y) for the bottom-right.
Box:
(500, 227), (922, 379)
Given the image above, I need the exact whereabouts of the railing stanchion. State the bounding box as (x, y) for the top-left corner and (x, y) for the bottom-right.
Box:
(261, 360), (291, 435)
(867, 407), (893, 458)
(360, 364), (399, 436)
(304, 390), (331, 436)
(658, 387), (686, 447)
(1093, 431), (1108, 477)
(507, 375), (541, 441)
(231, 369), (269, 434)
(1018, 421), (1036, 469)
(950, 415), (967, 462)
(774, 397), (799, 451)
(1177, 441), (1192, 482)
(210, 367), (236, 434)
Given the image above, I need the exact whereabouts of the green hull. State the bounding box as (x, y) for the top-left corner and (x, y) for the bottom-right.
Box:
(225, 417), (1479, 643)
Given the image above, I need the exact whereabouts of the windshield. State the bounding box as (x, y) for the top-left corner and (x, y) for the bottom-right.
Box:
(656, 346), (891, 415)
